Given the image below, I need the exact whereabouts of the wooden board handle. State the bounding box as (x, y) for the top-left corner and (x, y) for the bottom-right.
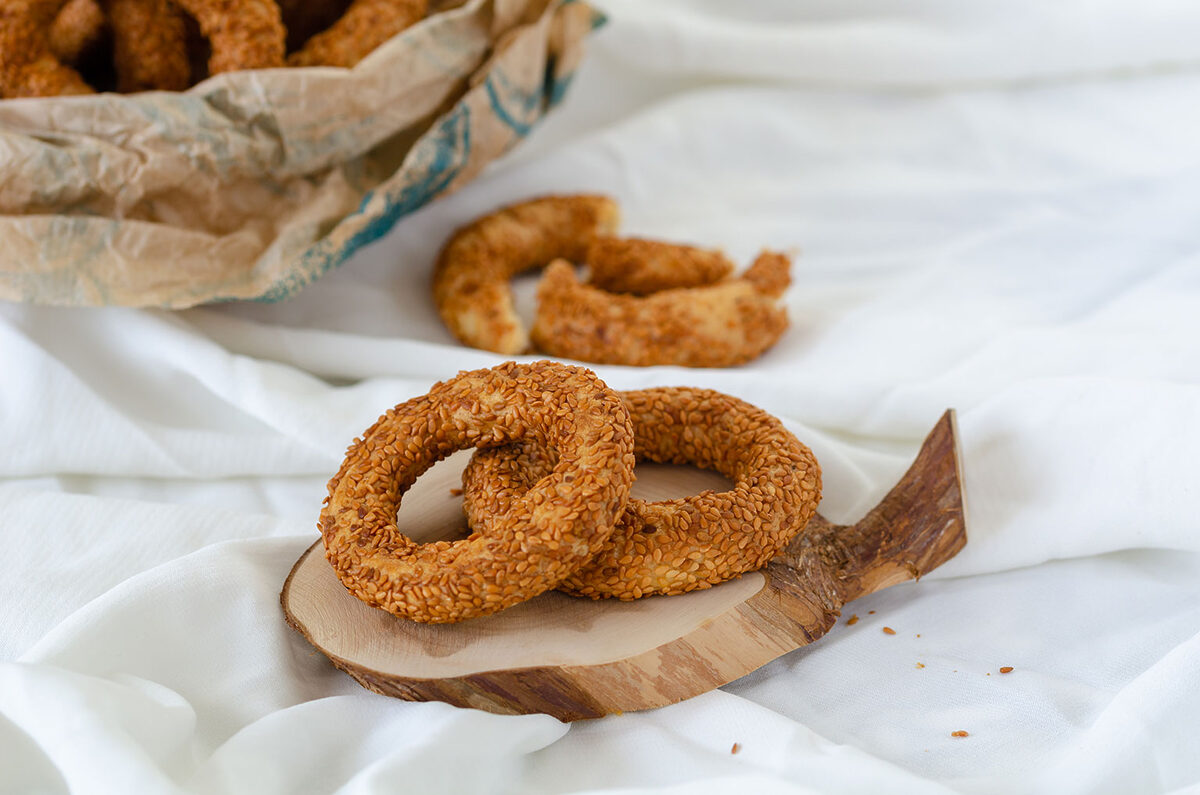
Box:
(779, 410), (967, 603)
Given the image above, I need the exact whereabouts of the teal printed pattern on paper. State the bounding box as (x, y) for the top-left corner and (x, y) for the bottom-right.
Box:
(253, 104), (472, 303)
(240, 4), (597, 304)
(485, 68), (541, 138)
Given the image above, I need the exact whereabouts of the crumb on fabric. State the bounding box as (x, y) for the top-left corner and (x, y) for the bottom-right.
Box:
(882, 626), (896, 635)
(1000, 666), (1014, 674)
(916, 662), (925, 669)
(731, 743), (741, 754)
(951, 731), (969, 738)
(847, 614), (859, 625)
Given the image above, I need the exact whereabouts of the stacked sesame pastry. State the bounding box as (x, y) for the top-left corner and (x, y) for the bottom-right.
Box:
(1, 0), (428, 98)
(432, 195), (793, 367)
(320, 362), (821, 624)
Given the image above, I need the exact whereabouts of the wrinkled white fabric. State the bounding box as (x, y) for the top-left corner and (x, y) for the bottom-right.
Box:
(3, 3), (1199, 793)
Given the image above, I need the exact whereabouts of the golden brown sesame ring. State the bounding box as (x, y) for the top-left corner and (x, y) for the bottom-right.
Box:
(171, 0), (285, 76)
(462, 387), (821, 600)
(531, 251), (792, 368)
(432, 195), (620, 356)
(105, 0), (192, 93)
(586, 236), (735, 295)
(288, 0), (427, 68)
(1, 0), (95, 98)
(320, 360), (636, 624)
(49, 0), (105, 66)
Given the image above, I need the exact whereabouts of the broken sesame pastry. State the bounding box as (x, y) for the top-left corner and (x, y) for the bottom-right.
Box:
(432, 195), (620, 355)
(530, 251), (792, 368)
(585, 236), (735, 295)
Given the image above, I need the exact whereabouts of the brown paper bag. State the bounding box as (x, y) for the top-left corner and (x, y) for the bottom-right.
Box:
(0, 0), (601, 307)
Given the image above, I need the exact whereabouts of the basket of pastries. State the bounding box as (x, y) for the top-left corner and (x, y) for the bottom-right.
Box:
(0, 0), (601, 307)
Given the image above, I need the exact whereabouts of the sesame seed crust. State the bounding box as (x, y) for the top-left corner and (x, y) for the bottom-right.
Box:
(462, 387), (821, 599)
(106, 0), (191, 93)
(49, 0), (106, 66)
(530, 251), (792, 368)
(287, 0), (427, 68)
(319, 361), (636, 624)
(173, 0), (286, 75)
(432, 195), (620, 355)
(0, 0), (95, 98)
(586, 236), (735, 295)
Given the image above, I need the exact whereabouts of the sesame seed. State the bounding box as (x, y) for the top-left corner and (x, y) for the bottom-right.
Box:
(462, 387), (820, 600)
(320, 362), (636, 623)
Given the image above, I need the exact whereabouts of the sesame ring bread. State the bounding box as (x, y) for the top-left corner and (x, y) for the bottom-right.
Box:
(320, 361), (636, 624)
(1, 0), (96, 98)
(531, 250), (793, 368)
(48, 0), (106, 66)
(288, 0), (427, 68)
(170, 0), (285, 76)
(432, 195), (620, 355)
(462, 387), (822, 600)
(586, 236), (735, 295)
(104, 0), (191, 92)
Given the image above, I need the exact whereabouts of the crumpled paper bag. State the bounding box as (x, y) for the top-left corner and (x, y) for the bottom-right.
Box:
(0, 0), (600, 308)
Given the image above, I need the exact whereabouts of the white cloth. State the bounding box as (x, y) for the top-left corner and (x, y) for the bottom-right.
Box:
(4, 3), (1200, 793)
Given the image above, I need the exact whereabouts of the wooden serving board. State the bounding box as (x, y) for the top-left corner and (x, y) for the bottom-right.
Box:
(283, 411), (966, 721)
